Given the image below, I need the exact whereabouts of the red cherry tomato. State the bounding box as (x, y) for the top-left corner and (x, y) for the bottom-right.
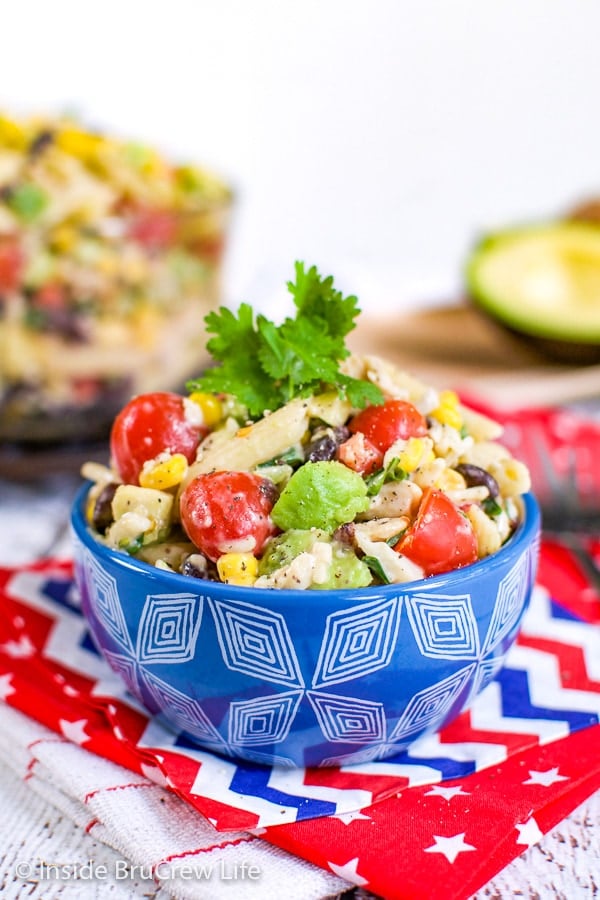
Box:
(394, 488), (478, 577)
(180, 471), (277, 562)
(128, 207), (178, 249)
(34, 282), (67, 309)
(110, 391), (206, 484)
(349, 400), (427, 452)
(0, 237), (23, 291)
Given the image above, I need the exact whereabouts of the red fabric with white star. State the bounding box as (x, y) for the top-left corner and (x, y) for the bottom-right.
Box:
(266, 721), (600, 899)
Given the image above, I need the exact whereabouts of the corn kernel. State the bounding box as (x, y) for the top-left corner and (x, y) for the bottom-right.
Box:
(217, 552), (258, 586)
(236, 423), (253, 438)
(397, 437), (426, 473)
(188, 391), (223, 428)
(85, 492), (96, 525)
(431, 390), (463, 430)
(50, 224), (77, 253)
(56, 127), (104, 163)
(139, 453), (188, 490)
(0, 115), (26, 149)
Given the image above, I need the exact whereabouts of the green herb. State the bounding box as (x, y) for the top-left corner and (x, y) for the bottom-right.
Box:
(362, 555), (391, 584)
(482, 496), (503, 517)
(188, 261), (384, 419)
(257, 444), (305, 469)
(118, 533), (145, 555)
(365, 456), (407, 496)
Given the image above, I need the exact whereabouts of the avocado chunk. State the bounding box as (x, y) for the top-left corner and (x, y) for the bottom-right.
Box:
(271, 460), (369, 533)
(258, 529), (372, 590)
(465, 222), (600, 363)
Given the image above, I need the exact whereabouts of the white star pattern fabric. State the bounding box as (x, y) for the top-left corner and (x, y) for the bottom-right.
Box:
(515, 817), (544, 848)
(425, 785), (470, 802)
(424, 833), (477, 864)
(0, 672), (15, 701)
(335, 810), (372, 825)
(327, 856), (369, 886)
(523, 767), (569, 787)
(59, 718), (91, 745)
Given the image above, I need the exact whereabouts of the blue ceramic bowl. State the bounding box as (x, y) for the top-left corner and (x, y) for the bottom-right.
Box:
(71, 485), (540, 768)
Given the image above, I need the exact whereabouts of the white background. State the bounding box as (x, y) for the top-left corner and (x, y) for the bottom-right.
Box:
(2, 0), (600, 317)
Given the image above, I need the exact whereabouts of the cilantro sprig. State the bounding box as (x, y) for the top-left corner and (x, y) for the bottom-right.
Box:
(188, 262), (384, 419)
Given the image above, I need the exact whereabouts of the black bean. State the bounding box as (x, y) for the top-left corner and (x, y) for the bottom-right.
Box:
(258, 478), (279, 506)
(455, 463), (500, 498)
(306, 426), (350, 462)
(92, 482), (118, 533)
(181, 553), (220, 581)
(307, 435), (337, 462)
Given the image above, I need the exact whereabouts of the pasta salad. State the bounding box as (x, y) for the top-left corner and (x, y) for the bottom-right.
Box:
(82, 264), (531, 589)
(0, 111), (231, 440)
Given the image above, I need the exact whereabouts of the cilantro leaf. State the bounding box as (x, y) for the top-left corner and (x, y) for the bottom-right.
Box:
(288, 261), (359, 355)
(190, 304), (281, 414)
(187, 262), (384, 418)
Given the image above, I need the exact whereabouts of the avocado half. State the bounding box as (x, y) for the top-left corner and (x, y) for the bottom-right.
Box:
(465, 222), (600, 364)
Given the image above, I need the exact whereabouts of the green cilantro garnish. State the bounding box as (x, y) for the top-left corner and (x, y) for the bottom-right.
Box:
(187, 261), (384, 419)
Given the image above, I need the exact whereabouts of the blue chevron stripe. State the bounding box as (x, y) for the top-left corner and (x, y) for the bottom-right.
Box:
(497, 667), (599, 730)
(551, 598), (586, 623)
(396, 750), (476, 780)
(227, 765), (338, 819)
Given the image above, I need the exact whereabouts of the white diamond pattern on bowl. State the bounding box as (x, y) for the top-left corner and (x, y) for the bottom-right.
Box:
(482, 555), (530, 654)
(102, 648), (148, 705)
(84, 554), (532, 756)
(387, 663), (477, 741)
(136, 593), (203, 663)
(209, 598), (304, 688)
(307, 691), (386, 743)
(312, 597), (401, 688)
(84, 550), (132, 652)
(142, 669), (225, 747)
(468, 655), (506, 703)
(405, 593), (480, 659)
(228, 691), (303, 745)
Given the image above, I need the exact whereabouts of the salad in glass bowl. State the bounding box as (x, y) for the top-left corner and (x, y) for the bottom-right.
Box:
(81, 262), (532, 589)
(0, 111), (231, 442)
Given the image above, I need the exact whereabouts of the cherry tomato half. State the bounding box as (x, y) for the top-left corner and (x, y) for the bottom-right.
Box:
(394, 487), (478, 577)
(349, 400), (427, 452)
(180, 471), (277, 562)
(110, 391), (206, 484)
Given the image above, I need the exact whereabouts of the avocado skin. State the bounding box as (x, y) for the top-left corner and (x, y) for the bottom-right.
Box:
(483, 315), (600, 365)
